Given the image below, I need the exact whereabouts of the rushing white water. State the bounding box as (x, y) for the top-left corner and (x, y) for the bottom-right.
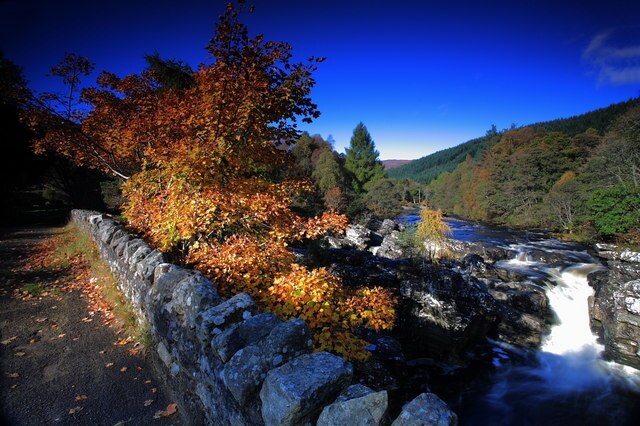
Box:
(398, 214), (640, 424)
(533, 263), (613, 394)
(475, 245), (640, 424)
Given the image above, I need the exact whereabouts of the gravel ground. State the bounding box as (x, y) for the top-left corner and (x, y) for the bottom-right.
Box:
(0, 226), (184, 425)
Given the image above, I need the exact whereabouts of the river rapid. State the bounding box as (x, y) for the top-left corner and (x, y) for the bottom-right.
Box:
(400, 216), (640, 425)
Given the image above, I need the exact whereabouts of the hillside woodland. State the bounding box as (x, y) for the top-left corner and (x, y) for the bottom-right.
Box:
(427, 106), (640, 242)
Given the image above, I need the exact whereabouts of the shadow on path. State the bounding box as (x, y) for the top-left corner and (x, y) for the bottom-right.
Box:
(0, 226), (183, 425)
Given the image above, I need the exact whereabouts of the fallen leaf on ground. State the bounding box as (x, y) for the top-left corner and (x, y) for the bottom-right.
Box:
(35, 317), (47, 323)
(105, 362), (114, 368)
(69, 406), (83, 415)
(144, 380), (151, 384)
(6, 372), (19, 378)
(128, 348), (142, 356)
(143, 399), (154, 407)
(113, 337), (132, 346)
(99, 350), (105, 354)
(153, 403), (178, 418)
(15, 351), (25, 357)
(58, 333), (66, 338)
(1, 336), (17, 345)
(120, 367), (128, 372)
(75, 394), (88, 401)
(151, 388), (157, 394)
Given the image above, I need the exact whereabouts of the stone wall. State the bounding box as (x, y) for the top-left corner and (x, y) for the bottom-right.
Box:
(70, 210), (457, 425)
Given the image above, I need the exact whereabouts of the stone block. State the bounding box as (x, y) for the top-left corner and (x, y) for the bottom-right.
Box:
(196, 293), (256, 345)
(135, 249), (165, 282)
(222, 319), (312, 406)
(150, 264), (192, 306)
(260, 352), (352, 426)
(169, 272), (222, 329)
(213, 313), (282, 362)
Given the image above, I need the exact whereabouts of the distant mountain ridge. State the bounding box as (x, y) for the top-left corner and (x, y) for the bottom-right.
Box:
(387, 97), (640, 183)
(382, 159), (412, 169)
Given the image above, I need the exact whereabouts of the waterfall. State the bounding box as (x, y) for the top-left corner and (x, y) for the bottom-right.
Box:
(474, 246), (640, 425)
(533, 263), (611, 393)
(397, 214), (640, 424)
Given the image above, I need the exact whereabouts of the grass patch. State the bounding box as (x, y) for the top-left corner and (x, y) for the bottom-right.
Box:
(54, 222), (151, 352)
(20, 282), (45, 296)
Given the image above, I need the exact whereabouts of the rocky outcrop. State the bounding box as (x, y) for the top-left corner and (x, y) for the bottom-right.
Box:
(589, 246), (640, 369)
(440, 239), (510, 263)
(398, 265), (501, 362)
(327, 219), (408, 260)
(487, 281), (550, 347)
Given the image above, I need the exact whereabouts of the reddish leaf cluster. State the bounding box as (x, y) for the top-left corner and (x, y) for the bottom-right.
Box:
(25, 4), (397, 360)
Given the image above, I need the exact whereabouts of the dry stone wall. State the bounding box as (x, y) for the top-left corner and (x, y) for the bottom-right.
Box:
(71, 209), (457, 425)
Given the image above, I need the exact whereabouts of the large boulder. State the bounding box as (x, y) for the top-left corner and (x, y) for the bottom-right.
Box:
(487, 281), (550, 348)
(345, 224), (373, 250)
(317, 384), (388, 426)
(398, 265), (500, 362)
(377, 230), (407, 260)
(259, 352), (353, 426)
(391, 392), (457, 426)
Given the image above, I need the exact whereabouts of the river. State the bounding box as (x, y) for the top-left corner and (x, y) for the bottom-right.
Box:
(399, 215), (640, 425)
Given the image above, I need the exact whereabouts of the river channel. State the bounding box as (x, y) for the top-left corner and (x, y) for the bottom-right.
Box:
(399, 215), (640, 425)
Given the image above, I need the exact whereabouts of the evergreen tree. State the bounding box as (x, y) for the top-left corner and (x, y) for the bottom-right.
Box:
(144, 53), (195, 91)
(344, 122), (385, 194)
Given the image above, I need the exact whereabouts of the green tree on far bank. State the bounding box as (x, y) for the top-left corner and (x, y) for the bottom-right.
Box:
(345, 122), (385, 194)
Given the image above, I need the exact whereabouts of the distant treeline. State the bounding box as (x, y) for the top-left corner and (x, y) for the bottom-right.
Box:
(388, 98), (640, 183)
(427, 103), (640, 243)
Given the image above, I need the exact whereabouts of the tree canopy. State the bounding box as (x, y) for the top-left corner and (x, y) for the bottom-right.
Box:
(344, 122), (386, 194)
(23, 4), (395, 360)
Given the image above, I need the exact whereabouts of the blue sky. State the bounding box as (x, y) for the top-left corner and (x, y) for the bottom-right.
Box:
(2, 0), (640, 159)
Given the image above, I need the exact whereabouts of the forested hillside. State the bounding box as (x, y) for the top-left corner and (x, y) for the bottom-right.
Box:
(427, 104), (640, 243)
(388, 98), (640, 183)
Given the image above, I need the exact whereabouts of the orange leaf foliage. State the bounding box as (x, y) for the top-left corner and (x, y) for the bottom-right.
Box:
(25, 4), (396, 361)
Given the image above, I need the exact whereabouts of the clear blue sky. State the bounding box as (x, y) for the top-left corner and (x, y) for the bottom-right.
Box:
(2, 0), (640, 160)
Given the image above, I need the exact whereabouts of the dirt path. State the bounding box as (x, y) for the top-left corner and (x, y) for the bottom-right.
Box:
(0, 226), (183, 425)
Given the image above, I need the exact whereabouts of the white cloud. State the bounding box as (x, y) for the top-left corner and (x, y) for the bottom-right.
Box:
(584, 29), (640, 85)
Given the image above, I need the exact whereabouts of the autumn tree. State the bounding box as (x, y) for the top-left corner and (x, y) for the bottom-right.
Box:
(546, 171), (580, 232)
(415, 207), (451, 261)
(26, 4), (395, 360)
(312, 150), (348, 211)
(345, 122), (386, 194)
(363, 178), (404, 219)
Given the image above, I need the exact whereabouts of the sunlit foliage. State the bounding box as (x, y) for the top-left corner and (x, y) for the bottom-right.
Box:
(25, 3), (396, 360)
